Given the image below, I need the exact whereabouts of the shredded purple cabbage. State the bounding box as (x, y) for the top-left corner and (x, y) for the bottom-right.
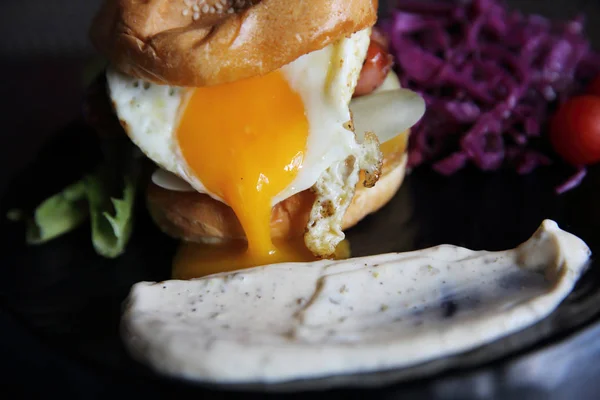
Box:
(555, 166), (587, 194)
(380, 0), (600, 193)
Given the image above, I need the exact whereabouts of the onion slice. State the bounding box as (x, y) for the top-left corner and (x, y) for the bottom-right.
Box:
(151, 169), (194, 192)
(350, 88), (425, 143)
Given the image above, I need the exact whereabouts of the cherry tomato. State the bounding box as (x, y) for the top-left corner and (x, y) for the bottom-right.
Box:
(549, 95), (600, 165)
(585, 74), (600, 97)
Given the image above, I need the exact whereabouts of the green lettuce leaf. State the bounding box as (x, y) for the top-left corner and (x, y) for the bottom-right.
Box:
(23, 179), (89, 244)
(16, 132), (143, 258)
(85, 170), (137, 258)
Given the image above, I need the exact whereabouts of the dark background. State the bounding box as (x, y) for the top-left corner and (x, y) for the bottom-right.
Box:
(2, 0), (600, 399)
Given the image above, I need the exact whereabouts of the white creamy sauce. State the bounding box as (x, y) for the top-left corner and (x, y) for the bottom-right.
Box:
(121, 220), (591, 384)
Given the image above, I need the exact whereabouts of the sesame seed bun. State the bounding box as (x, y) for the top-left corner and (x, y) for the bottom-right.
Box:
(89, 0), (379, 87)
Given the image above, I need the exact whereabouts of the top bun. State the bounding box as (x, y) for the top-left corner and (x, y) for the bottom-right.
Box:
(90, 0), (378, 87)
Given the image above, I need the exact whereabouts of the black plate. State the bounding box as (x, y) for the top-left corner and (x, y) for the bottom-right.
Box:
(2, 0), (600, 398)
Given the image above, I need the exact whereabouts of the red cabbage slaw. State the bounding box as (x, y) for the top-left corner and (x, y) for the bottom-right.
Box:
(380, 0), (600, 193)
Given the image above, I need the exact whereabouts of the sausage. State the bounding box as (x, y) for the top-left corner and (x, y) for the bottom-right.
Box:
(369, 26), (390, 51)
(354, 30), (394, 98)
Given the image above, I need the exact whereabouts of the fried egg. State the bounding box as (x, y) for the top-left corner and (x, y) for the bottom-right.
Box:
(106, 27), (424, 275)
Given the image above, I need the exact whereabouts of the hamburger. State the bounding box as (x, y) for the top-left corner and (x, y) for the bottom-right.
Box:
(79, 0), (424, 278)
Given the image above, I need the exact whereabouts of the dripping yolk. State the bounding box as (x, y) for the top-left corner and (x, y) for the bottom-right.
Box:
(172, 238), (351, 279)
(175, 71), (314, 278)
(380, 129), (408, 156)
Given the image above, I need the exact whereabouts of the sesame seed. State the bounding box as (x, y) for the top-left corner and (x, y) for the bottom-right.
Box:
(184, 0), (193, 6)
(193, 11), (200, 20)
(202, 4), (209, 12)
(192, 4), (199, 11)
(182, 8), (189, 16)
(227, 7), (234, 13)
(209, 6), (216, 13)
(215, 2), (223, 10)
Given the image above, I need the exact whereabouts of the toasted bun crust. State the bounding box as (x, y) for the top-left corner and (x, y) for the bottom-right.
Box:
(146, 150), (407, 243)
(90, 0), (378, 87)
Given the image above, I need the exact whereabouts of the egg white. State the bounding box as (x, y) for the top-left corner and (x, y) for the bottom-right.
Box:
(106, 28), (371, 207)
(149, 69), (426, 195)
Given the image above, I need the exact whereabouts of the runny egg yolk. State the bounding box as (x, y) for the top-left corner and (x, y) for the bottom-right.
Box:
(174, 71), (318, 278)
(380, 129), (408, 156)
(172, 238), (351, 279)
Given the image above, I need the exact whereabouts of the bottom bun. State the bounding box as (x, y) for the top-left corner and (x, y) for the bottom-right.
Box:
(146, 153), (407, 244)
